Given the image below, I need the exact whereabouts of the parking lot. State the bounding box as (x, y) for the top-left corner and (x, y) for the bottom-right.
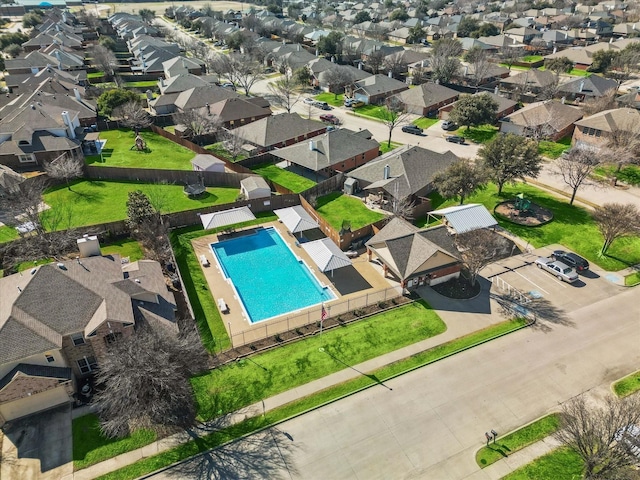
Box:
(481, 244), (625, 313)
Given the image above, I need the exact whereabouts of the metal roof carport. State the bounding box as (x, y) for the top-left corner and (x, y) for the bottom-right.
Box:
(301, 238), (352, 277)
(200, 206), (256, 230)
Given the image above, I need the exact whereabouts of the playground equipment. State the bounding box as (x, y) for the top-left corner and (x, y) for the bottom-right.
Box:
(131, 134), (147, 151)
(514, 193), (531, 213)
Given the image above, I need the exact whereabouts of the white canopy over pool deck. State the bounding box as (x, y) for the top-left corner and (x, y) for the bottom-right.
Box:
(301, 238), (352, 277)
(274, 205), (319, 236)
(200, 206), (256, 230)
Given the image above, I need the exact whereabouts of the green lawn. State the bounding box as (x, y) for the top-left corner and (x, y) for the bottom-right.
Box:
(454, 124), (499, 144)
(353, 104), (391, 121)
(100, 238), (144, 262)
(192, 300), (446, 420)
(314, 92), (344, 107)
(613, 370), (640, 397)
(568, 68), (591, 77)
(124, 80), (158, 88)
(413, 117), (439, 129)
(502, 446), (583, 480)
(15, 258), (55, 272)
(87, 71), (104, 79)
(379, 141), (402, 154)
(499, 64), (531, 71)
(85, 129), (196, 170)
(72, 414), (156, 470)
(625, 271), (640, 286)
(251, 162), (316, 193)
(0, 225), (18, 244)
(315, 192), (386, 230)
(476, 414), (560, 467)
(41, 180), (238, 229)
(444, 183), (640, 271)
(205, 142), (248, 162)
(522, 55), (544, 62)
(538, 137), (572, 159)
(95, 317), (528, 480)
(594, 164), (640, 186)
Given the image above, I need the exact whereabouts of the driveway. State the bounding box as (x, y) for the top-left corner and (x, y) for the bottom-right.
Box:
(0, 404), (73, 480)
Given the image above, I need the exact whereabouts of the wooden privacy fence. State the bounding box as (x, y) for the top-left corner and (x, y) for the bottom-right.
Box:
(228, 286), (402, 348)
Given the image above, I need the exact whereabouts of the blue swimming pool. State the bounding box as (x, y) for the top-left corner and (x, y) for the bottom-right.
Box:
(211, 227), (335, 323)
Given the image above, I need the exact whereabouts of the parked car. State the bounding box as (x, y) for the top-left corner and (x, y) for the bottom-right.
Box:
(345, 98), (364, 108)
(220, 82), (236, 90)
(320, 114), (340, 125)
(344, 97), (355, 107)
(314, 101), (331, 110)
(441, 120), (457, 131)
(402, 125), (423, 135)
(551, 250), (589, 272)
(303, 97), (315, 105)
(535, 257), (579, 283)
(445, 135), (465, 144)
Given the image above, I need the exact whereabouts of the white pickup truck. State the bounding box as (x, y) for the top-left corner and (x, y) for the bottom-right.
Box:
(534, 257), (579, 283)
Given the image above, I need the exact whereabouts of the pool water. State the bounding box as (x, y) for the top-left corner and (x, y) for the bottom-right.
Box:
(211, 228), (335, 323)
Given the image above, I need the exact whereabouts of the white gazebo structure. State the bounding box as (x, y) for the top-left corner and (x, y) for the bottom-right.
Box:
(301, 238), (352, 277)
(427, 204), (497, 234)
(274, 205), (319, 237)
(200, 206), (256, 230)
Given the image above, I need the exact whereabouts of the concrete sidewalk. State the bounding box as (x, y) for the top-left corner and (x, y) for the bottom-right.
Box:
(66, 286), (516, 480)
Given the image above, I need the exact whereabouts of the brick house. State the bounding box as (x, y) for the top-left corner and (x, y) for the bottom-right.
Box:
(572, 107), (640, 148)
(392, 82), (459, 117)
(0, 237), (177, 426)
(439, 92), (518, 121)
(499, 100), (583, 141)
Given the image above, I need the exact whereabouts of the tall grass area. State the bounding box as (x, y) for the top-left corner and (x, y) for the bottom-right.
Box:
(169, 215), (277, 352)
(191, 300), (446, 420)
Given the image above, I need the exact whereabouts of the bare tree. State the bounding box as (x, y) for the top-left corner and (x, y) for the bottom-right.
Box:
(93, 325), (209, 439)
(602, 118), (640, 175)
(112, 101), (153, 132)
(322, 66), (355, 97)
(430, 38), (462, 83)
(0, 175), (49, 236)
(554, 146), (601, 205)
(381, 97), (411, 148)
(90, 45), (118, 79)
(390, 195), (416, 222)
(581, 88), (619, 116)
(174, 109), (220, 145)
(267, 69), (303, 113)
(592, 203), (640, 255)
(463, 47), (492, 87)
(44, 154), (84, 191)
(500, 45), (524, 71)
(218, 128), (246, 162)
(555, 394), (640, 480)
(383, 51), (408, 79)
(455, 229), (510, 286)
(367, 49), (386, 74)
(213, 53), (265, 96)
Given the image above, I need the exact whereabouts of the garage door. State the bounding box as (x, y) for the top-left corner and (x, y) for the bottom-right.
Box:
(0, 386), (72, 422)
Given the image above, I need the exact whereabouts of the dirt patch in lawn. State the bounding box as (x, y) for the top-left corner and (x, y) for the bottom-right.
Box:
(494, 200), (553, 226)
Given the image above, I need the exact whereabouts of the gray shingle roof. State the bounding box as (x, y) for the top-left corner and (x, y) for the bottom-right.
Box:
(394, 82), (459, 109)
(0, 364), (72, 391)
(0, 319), (59, 366)
(353, 74), (409, 97)
(232, 113), (325, 147)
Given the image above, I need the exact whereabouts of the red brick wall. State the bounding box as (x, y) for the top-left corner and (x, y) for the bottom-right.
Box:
(572, 125), (608, 147)
(330, 145), (379, 174)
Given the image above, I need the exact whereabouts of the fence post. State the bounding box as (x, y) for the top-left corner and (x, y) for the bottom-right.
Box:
(242, 330), (246, 346)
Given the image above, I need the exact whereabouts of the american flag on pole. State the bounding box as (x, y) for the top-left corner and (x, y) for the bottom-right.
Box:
(321, 304), (328, 321)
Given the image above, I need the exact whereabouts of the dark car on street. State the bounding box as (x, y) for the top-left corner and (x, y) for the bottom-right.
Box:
(445, 135), (465, 144)
(401, 125), (423, 135)
(551, 250), (590, 272)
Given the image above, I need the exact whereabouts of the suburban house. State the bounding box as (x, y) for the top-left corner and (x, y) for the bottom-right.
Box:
(557, 75), (619, 101)
(439, 92), (518, 121)
(346, 74), (409, 105)
(365, 217), (461, 290)
(0, 237), (176, 426)
(572, 107), (640, 148)
(543, 38), (640, 70)
(499, 100), (583, 141)
(392, 82), (459, 116)
(316, 65), (369, 93)
(158, 73), (216, 95)
(205, 97), (272, 129)
(499, 69), (559, 97)
(347, 145), (459, 219)
(5, 67), (88, 96)
(163, 56), (205, 78)
(269, 128), (380, 178)
(5, 49), (85, 76)
(230, 113), (327, 153)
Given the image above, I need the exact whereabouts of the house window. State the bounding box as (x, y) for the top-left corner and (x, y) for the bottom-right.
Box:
(18, 154), (35, 163)
(71, 332), (85, 346)
(77, 356), (97, 374)
(104, 332), (122, 346)
(45, 354), (55, 363)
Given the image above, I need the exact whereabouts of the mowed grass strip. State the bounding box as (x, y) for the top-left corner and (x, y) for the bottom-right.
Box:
(314, 92), (344, 107)
(192, 301), (446, 420)
(85, 128), (195, 170)
(0, 225), (18, 244)
(625, 271), (640, 286)
(169, 215), (277, 352)
(501, 446), (583, 480)
(315, 192), (386, 230)
(379, 141), (402, 154)
(251, 162), (316, 193)
(95, 317), (528, 480)
(73, 414), (156, 470)
(41, 180), (238, 229)
(451, 183), (640, 271)
(413, 117), (439, 129)
(613, 370), (640, 397)
(538, 137), (572, 159)
(476, 414), (560, 467)
(454, 124), (498, 144)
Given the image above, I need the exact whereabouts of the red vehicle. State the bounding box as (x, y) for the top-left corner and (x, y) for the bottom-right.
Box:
(320, 114), (340, 125)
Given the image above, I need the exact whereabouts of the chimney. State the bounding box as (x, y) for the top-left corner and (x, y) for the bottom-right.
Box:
(494, 85), (499, 94)
(610, 37), (613, 43)
(561, 96), (566, 104)
(553, 46), (557, 54)
(358, 61), (363, 70)
(146, 89), (153, 100)
(160, 77), (165, 87)
(383, 164), (390, 179)
(297, 44), (300, 51)
(579, 80), (585, 92)
(309, 140), (315, 151)
(73, 88), (81, 101)
(61, 111), (75, 139)
(388, 70), (393, 78)
(463, 65), (469, 76)
(634, 24), (637, 30)
(282, 38), (286, 44)
(331, 56), (336, 63)
(77, 234), (102, 257)
(206, 103), (210, 114)
(55, 50), (62, 69)
(421, 60), (425, 68)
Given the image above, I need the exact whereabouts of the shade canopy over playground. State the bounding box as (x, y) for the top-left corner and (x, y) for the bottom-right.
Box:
(274, 205), (319, 234)
(301, 238), (352, 275)
(428, 204), (497, 234)
(200, 206), (256, 230)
